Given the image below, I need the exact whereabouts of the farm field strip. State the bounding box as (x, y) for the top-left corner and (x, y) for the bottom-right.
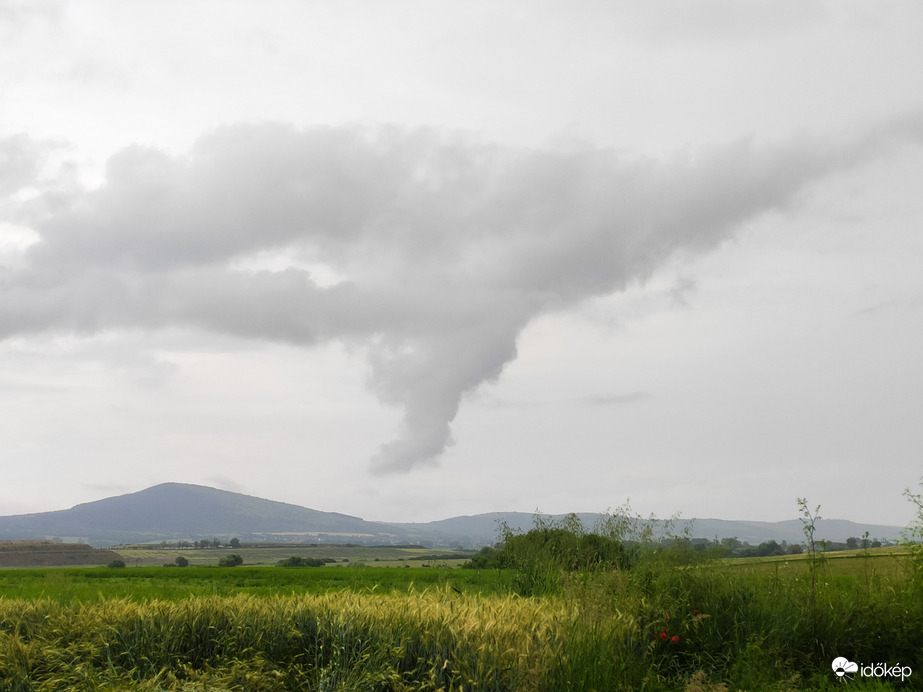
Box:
(0, 565), (517, 603)
(111, 544), (475, 567)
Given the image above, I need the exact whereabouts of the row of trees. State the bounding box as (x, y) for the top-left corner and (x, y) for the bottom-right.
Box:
(711, 535), (888, 558)
(158, 538), (241, 550)
(163, 553), (244, 568)
(277, 556), (335, 567)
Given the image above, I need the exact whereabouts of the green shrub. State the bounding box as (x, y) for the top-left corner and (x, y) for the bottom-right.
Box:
(277, 556), (326, 567)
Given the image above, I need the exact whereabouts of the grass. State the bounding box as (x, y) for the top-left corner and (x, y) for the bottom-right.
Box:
(0, 565), (516, 603)
(0, 548), (919, 690)
(0, 588), (562, 690)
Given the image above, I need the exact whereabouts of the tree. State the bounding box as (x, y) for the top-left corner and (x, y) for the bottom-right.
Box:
(720, 537), (742, 553)
(107, 559), (126, 568)
(229, 537), (240, 548)
(278, 556), (325, 567)
(756, 540), (783, 557)
(175, 556), (189, 567)
(219, 553), (243, 567)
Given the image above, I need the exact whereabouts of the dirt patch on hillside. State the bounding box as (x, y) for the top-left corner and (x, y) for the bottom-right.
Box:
(0, 540), (123, 567)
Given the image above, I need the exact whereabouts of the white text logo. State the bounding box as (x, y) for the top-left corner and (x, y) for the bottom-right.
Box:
(832, 657), (912, 683)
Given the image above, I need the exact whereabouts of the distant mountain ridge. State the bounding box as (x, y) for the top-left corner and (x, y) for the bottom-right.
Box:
(0, 483), (905, 548)
(0, 483), (398, 547)
(386, 512), (904, 549)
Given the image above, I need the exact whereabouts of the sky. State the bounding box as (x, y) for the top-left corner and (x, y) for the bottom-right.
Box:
(1, 0), (922, 529)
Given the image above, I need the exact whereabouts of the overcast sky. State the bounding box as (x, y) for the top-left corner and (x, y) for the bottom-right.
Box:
(2, 1), (922, 528)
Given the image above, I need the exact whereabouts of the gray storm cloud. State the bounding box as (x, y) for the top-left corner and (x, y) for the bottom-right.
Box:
(0, 122), (903, 472)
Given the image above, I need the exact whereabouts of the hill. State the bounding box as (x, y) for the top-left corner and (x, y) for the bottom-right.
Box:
(0, 483), (400, 547)
(0, 484), (905, 548)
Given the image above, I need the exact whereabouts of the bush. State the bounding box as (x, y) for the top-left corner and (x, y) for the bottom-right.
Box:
(106, 559), (126, 568)
(465, 518), (632, 595)
(462, 546), (497, 569)
(277, 556), (326, 567)
(175, 556), (189, 567)
(218, 553), (243, 567)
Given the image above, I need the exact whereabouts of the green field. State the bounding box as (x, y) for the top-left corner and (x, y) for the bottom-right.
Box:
(0, 564), (515, 603)
(0, 545), (920, 690)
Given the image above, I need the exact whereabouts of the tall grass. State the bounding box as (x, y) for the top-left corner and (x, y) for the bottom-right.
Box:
(546, 552), (922, 691)
(1, 557), (919, 691)
(0, 587), (567, 691)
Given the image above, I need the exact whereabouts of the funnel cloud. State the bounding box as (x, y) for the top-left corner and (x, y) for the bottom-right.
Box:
(0, 122), (914, 473)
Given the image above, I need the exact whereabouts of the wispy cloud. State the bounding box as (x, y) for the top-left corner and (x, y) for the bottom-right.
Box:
(581, 392), (650, 407)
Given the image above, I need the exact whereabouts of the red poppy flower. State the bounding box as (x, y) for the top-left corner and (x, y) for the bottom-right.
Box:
(670, 635), (679, 643)
(660, 631), (667, 640)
